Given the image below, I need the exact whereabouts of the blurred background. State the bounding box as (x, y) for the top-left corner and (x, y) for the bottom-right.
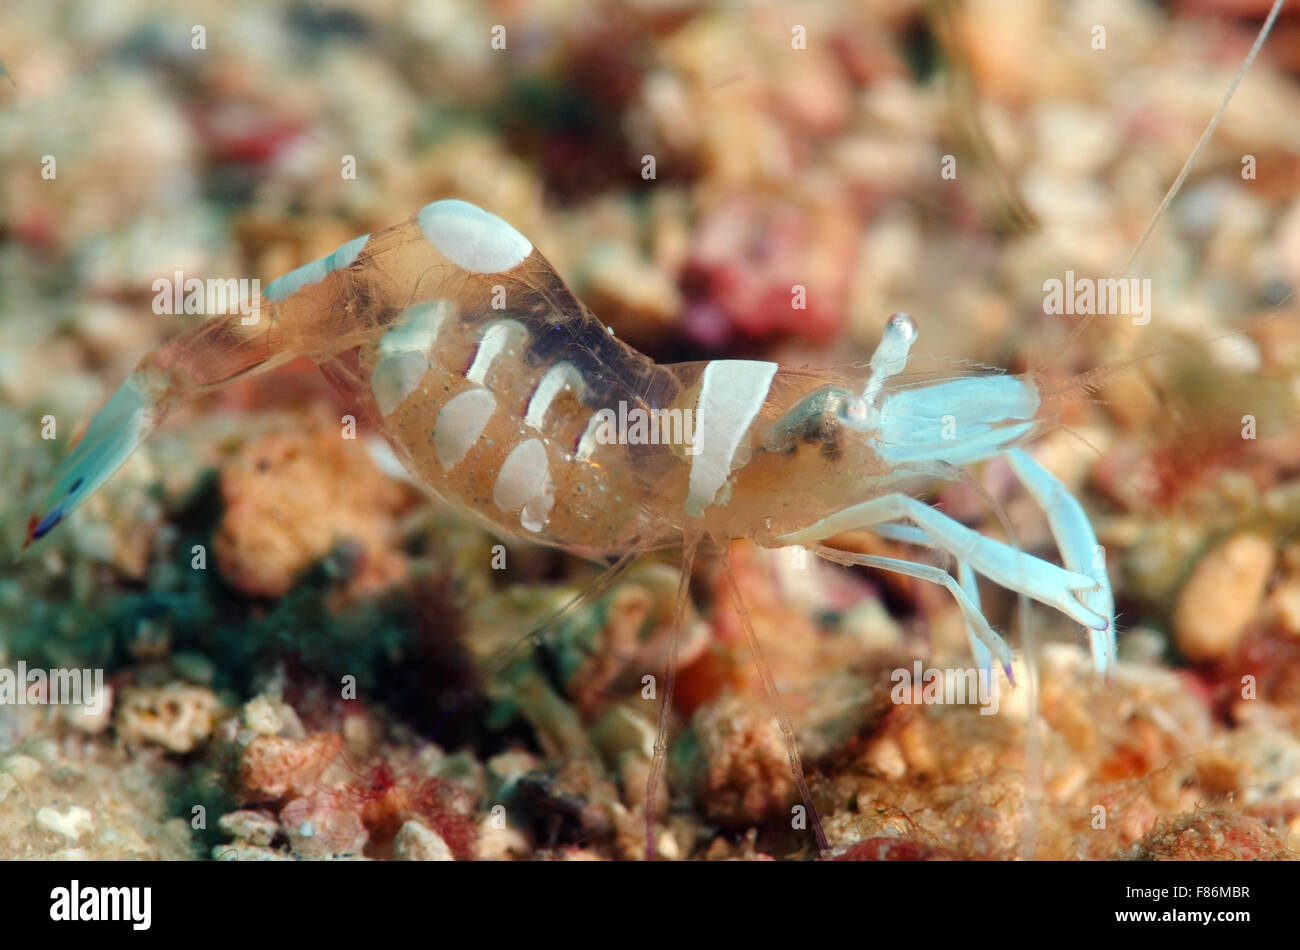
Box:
(2, 0), (1300, 861)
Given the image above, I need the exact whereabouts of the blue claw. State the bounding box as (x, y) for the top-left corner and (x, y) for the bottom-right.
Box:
(1006, 448), (1117, 676)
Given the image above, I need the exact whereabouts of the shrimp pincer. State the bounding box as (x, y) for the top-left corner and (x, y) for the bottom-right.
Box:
(26, 198), (1115, 853)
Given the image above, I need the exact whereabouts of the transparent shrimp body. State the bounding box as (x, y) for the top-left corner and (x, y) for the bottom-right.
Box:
(26, 200), (1115, 680)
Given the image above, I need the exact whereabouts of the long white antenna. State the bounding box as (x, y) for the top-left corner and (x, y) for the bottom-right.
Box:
(1123, 0), (1287, 275)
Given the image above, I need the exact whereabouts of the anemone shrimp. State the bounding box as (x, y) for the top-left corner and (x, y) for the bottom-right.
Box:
(23, 1), (1287, 860)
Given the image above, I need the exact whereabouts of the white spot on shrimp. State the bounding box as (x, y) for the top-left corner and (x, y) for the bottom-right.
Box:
(263, 257), (331, 303)
(575, 413), (605, 461)
(418, 199), (532, 274)
(379, 299), (453, 357)
(329, 233), (370, 270)
(435, 389), (497, 469)
(370, 300), (455, 416)
(465, 320), (525, 385)
(263, 233), (371, 303)
(371, 352), (429, 417)
(525, 362), (586, 430)
(493, 438), (554, 532)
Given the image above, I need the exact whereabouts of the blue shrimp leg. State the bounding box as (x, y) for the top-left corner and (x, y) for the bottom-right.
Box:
(25, 310), (291, 547)
(956, 560), (995, 679)
(856, 524), (1012, 677)
(805, 541), (1015, 679)
(838, 523), (1008, 677)
(25, 374), (156, 544)
(778, 494), (1107, 632)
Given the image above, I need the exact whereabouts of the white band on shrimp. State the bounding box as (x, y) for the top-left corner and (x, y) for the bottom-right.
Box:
(686, 359), (778, 517)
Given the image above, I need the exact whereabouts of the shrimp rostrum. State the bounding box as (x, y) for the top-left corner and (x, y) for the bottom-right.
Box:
(26, 199), (1115, 850)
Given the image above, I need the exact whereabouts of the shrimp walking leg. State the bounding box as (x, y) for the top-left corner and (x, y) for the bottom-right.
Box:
(956, 560), (995, 677)
(778, 494), (1107, 632)
(723, 563), (829, 854)
(840, 523), (997, 673)
(805, 542), (1014, 676)
(837, 508), (1105, 675)
(644, 538), (699, 860)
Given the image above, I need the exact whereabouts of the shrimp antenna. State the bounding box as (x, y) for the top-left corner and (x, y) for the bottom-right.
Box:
(1122, 0), (1286, 276)
(1055, 0), (1286, 361)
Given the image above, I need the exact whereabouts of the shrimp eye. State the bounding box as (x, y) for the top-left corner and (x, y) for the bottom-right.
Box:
(838, 394), (870, 430)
